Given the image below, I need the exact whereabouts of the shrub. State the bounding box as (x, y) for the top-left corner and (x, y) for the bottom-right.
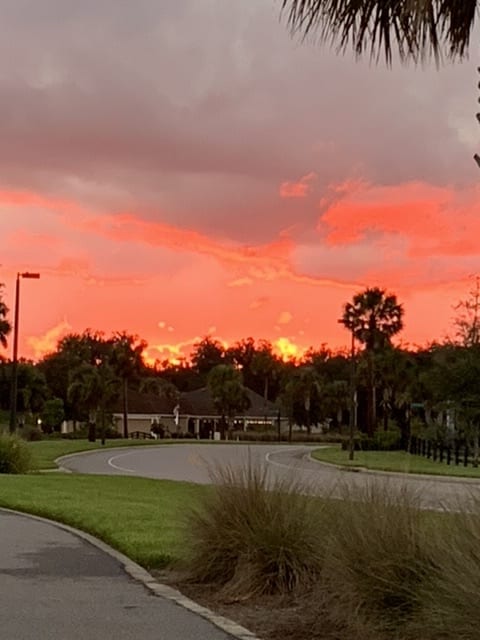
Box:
(342, 429), (402, 451)
(21, 426), (43, 441)
(183, 459), (326, 598)
(323, 482), (432, 632)
(373, 428), (402, 451)
(232, 430), (343, 443)
(0, 434), (33, 474)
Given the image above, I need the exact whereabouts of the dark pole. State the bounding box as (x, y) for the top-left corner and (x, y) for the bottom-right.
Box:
(9, 272), (40, 434)
(348, 330), (356, 461)
(9, 274), (21, 433)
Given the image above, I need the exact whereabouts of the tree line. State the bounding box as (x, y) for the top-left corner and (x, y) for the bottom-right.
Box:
(1, 282), (480, 449)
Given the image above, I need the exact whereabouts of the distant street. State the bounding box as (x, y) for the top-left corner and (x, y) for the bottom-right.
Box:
(60, 443), (480, 511)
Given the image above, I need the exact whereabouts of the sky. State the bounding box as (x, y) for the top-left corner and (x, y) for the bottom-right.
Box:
(1, 0), (480, 364)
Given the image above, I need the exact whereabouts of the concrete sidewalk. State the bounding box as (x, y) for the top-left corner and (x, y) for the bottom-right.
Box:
(0, 510), (247, 640)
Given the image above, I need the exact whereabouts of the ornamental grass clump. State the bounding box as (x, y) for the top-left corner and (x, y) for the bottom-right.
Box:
(323, 482), (433, 633)
(0, 434), (33, 474)
(184, 459), (326, 599)
(411, 498), (480, 640)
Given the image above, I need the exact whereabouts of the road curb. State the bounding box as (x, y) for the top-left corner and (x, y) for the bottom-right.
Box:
(0, 507), (261, 640)
(307, 450), (480, 485)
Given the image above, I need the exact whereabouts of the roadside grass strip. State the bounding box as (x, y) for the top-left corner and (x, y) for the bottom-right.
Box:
(312, 446), (480, 478)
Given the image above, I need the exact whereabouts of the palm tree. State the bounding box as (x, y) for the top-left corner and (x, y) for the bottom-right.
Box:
(110, 332), (146, 439)
(281, 0), (476, 63)
(251, 341), (280, 405)
(340, 287), (404, 435)
(139, 377), (180, 403)
(68, 362), (118, 443)
(207, 364), (250, 439)
(0, 285), (12, 349)
(296, 365), (322, 435)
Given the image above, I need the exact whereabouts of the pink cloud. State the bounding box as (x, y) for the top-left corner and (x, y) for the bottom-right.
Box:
(280, 172), (316, 199)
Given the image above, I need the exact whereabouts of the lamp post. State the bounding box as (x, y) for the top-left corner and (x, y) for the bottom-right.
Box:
(9, 272), (40, 433)
(338, 319), (356, 461)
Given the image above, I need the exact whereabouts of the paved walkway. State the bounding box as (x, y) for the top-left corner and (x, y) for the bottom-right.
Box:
(0, 510), (237, 640)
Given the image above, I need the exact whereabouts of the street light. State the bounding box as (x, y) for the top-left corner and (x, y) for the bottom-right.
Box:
(9, 272), (40, 433)
(338, 319), (356, 461)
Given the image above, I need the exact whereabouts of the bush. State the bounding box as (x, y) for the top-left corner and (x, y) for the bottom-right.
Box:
(183, 459), (326, 598)
(21, 426), (43, 441)
(0, 434), (33, 474)
(231, 430), (343, 443)
(342, 429), (402, 451)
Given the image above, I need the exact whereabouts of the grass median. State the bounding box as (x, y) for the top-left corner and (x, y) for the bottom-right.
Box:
(0, 473), (205, 568)
(312, 446), (480, 478)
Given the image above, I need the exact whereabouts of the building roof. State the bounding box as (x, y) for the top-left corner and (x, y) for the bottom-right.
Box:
(118, 386), (280, 418)
(113, 389), (177, 415)
(179, 387), (279, 418)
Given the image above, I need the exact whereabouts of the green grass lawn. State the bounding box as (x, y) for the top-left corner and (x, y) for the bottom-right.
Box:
(0, 474), (205, 568)
(312, 446), (480, 478)
(27, 439), (177, 470)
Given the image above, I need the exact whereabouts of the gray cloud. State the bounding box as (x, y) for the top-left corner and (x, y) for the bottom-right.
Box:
(0, 0), (477, 242)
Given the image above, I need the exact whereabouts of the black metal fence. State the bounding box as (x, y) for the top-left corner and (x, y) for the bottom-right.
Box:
(409, 435), (478, 468)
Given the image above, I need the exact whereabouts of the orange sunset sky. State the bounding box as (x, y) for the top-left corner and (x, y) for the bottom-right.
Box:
(1, 1), (480, 364)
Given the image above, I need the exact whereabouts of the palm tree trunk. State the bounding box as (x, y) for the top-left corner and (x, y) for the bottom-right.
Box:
(305, 394), (311, 435)
(122, 377), (129, 439)
(101, 406), (106, 445)
(473, 424), (479, 468)
(263, 377), (269, 404)
(88, 410), (96, 442)
(220, 414), (226, 440)
(383, 401), (389, 431)
(366, 352), (375, 437)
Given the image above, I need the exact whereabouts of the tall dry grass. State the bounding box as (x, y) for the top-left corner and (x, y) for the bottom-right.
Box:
(183, 459), (327, 598)
(410, 496), (480, 640)
(182, 459), (480, 639)
(322, 482), (433, 632)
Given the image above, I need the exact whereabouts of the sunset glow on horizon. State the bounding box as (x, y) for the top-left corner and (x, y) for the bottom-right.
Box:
(1, 1), (479, 364)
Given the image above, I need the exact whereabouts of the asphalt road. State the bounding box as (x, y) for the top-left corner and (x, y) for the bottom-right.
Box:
(60, 443), (480, 511)
(0, 509), (234, 640)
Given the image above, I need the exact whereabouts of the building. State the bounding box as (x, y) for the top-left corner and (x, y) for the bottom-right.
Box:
(112, 387), (287, 438)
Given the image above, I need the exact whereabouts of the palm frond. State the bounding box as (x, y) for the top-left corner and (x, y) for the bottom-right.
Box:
(281, 0), (477, 63)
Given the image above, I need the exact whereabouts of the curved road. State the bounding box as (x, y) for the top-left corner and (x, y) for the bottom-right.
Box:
(60, 444), (480, 511)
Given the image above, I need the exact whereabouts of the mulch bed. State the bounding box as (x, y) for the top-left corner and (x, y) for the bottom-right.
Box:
(152, 570), (321, 640)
